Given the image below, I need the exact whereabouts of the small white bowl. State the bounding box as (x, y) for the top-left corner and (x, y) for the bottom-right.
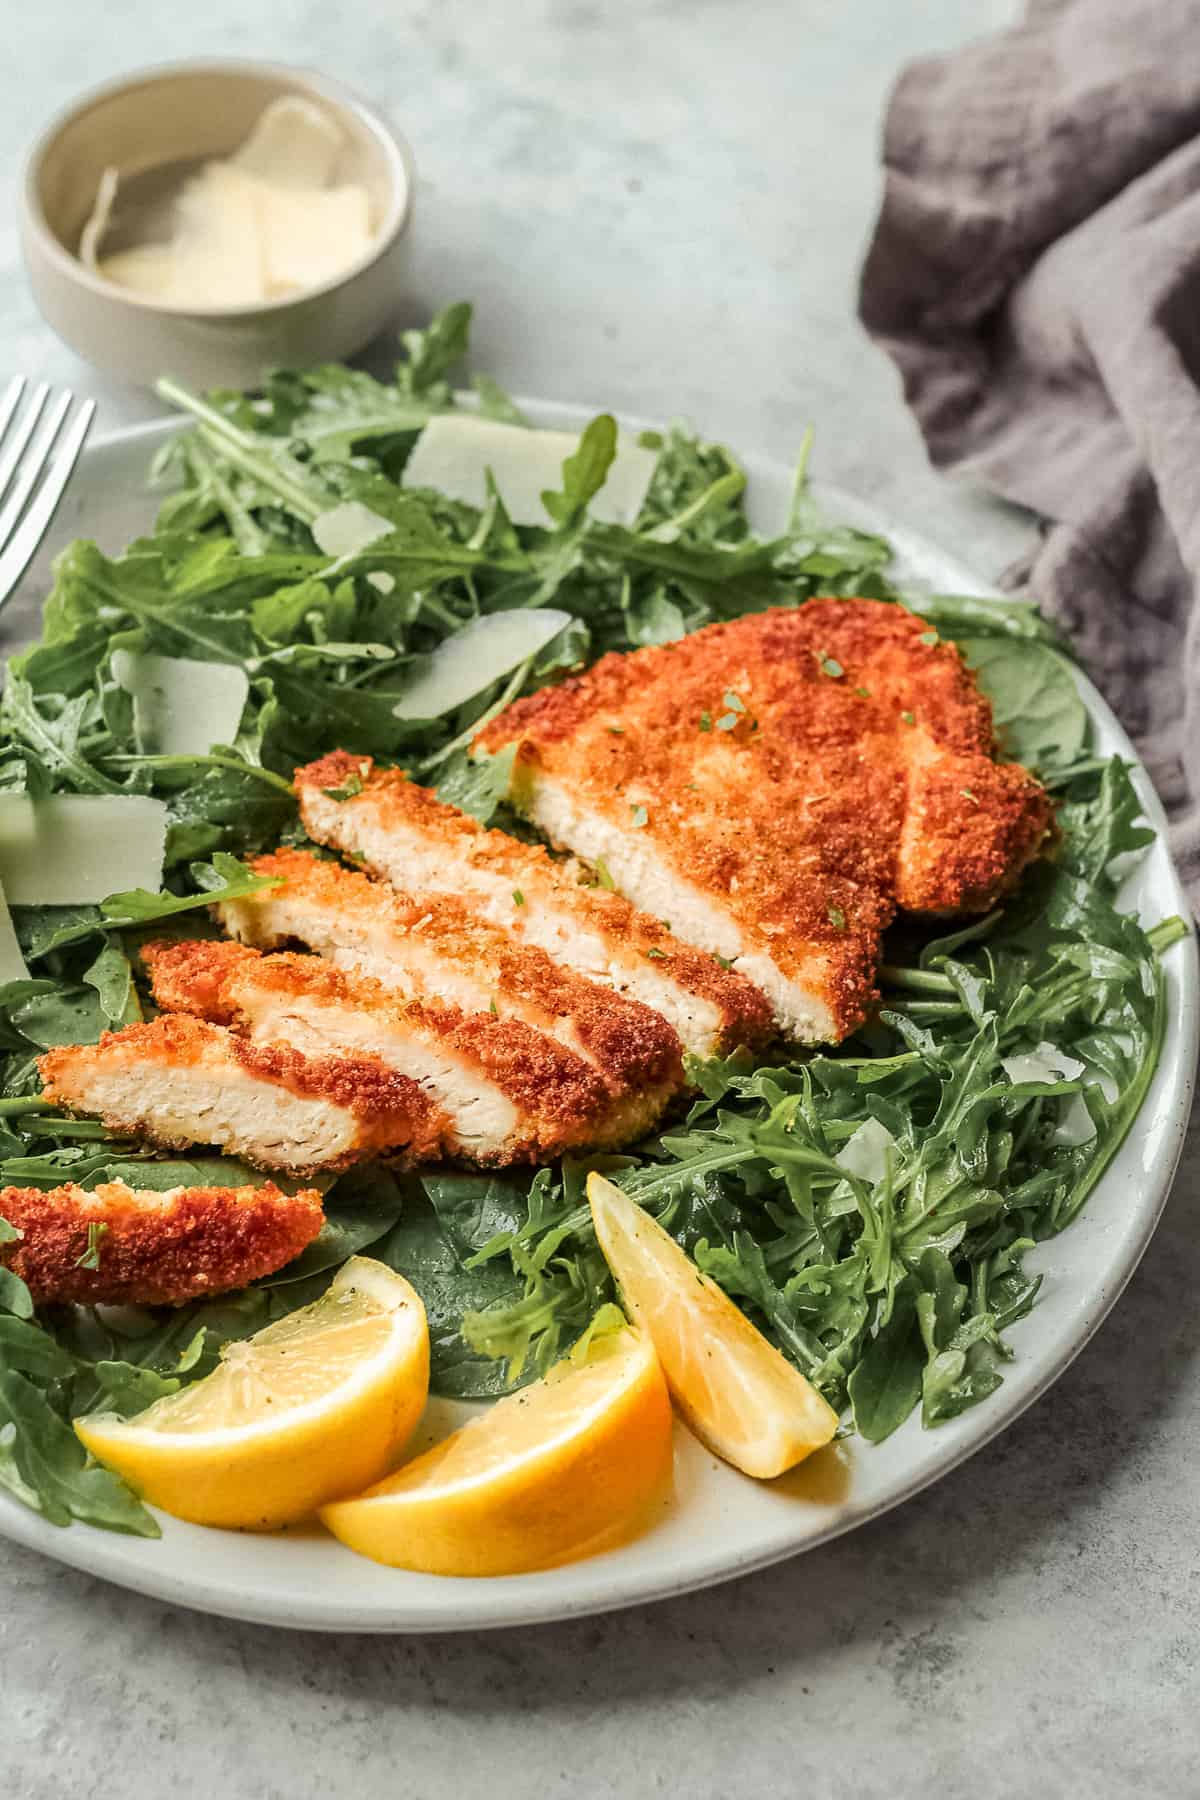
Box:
(20, 59), (415, 389)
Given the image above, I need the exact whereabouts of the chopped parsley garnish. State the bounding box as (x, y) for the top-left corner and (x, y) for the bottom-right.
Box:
(594, 857), (616, 890)
(606, 724), (624, 735)
(630, 804), (649, 828)
(961, 788), (979, 804)
(722, 691), (746, 714)
(919, 630), (939, 646)
(512, 888), (525, 906)
(827, 904), (846, 930)
(716, 713), (739, 731)
(488, 997), (498, 1016)
(698, 711), (713, 732)
(855, 686), (871, 699)
(321, 769), (365, 801)
(645, 946), (667, 960)
(712, 953), (734, 970)
(75, 1221), (109, 1271)
(901, 710), (915, 725)
(819, 654), (844, 678)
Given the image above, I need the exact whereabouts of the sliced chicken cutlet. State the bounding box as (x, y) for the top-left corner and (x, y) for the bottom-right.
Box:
(38, 1015), (447, 1177)
(295, 754), (772, 1059)
(474, 599), (1055, 1043)
(144, 938), (662, 1163)
(0, 1178), (323, 1305)
(215, 848), (682, 1129)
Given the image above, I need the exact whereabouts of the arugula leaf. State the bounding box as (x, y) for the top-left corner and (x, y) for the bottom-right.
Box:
(0, 300), (1181, 1539)
(913, 593), (1063, 644)
(0, 1371), (158, 1534)
(17, 856), (281, 964)
(0, 672), (123, 796)
(82, 938), (140, 1028)
(397, 302), (473, 401)
(434, 746), (517, 824)
(541, 415), (619, 529)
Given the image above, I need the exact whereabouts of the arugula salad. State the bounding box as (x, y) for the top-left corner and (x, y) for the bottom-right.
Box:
(0, 302), (1186, 1538)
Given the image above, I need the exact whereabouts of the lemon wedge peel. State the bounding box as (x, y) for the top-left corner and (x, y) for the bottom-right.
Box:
(74, 1257), (430, 1531)
(586, 1172), (839, 1480)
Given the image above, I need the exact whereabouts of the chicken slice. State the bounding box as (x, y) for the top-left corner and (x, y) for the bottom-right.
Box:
(38, 1014), (447, 1176)
(143, 938), (664, 1163)
(0, 1178), (323, 1305)
(295, 755), (773, 1059)
(215, 848), (683, 1123)
(473, 599), (1055, 1042)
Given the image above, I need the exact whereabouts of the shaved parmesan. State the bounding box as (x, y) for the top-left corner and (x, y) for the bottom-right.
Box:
(392, 608), (573, 721)
(835, 1116), (897, 1186)
(403, 415), (659, 528)
(80, 166), (119, 271)
(0, 796), (168, 906)
(1054, 1093), (1098, 1147)
(258, 183), (373, 293)
(1001, 1042), (1086, 1087)
(0, 878), (29, 983)
(230, 96), (344, 190)
(112, 650), (249, 757)
(86, 96), (373, 307)
(311, 502), (395, 560)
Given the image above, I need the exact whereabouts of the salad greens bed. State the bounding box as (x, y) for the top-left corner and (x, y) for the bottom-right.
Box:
(0, 303), (1187, 1538)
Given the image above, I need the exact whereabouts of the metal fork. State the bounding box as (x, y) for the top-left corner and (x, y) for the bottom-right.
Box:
(0, 378), (96, 614)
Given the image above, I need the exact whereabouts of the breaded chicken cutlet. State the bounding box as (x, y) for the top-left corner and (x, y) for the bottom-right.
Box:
(295, 754), (773, 1059)
(0, 1179), (323, 1305)
(474, 599), (1055, 1042)
(38, 1014), (447, 1177)
(144, 938), (667, 1162)
(215, 848), (683, 1121)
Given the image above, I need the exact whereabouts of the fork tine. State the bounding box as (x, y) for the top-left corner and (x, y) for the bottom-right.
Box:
(0, 388), (73, 556)
(0, 399), (95, 614)
(0, 383), (49, 508)
(0, 378), (25, 449)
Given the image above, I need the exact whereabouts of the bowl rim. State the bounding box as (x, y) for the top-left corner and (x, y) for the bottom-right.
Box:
(20, 56), (415, 321)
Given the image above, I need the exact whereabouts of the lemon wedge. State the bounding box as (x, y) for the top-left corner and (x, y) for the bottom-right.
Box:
(75, 1257), (429, 1529)
(587, 1173), (839, 1478)
(321, 1326), (672, 1576)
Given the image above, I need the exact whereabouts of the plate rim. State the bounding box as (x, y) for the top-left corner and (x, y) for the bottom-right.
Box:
(0, 405), (1195, 1633)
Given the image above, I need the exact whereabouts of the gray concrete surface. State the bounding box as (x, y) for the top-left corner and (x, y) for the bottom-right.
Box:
(2, 4), (1197, 1795)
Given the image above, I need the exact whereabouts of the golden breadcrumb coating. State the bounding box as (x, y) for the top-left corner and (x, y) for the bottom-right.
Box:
(142, 938), (668, 1161)
(474, 599), (1055, 1042)
(217, 847), (684, 1108)
(38, 1014), (448, 1176)
(295, 753), (773, 1058)
(0, 1179), (323, 1306)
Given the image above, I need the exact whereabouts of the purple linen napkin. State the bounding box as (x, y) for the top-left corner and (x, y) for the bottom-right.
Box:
(859, 0), (1200, 905)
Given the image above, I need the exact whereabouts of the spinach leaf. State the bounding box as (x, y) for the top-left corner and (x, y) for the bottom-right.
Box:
(377, 1174), (535, 1398)
(848, 1281), (925, 1443)
(957, 636), (1089, 770)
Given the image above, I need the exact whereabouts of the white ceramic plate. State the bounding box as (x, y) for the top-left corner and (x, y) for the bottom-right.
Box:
(1, 405), (1195, 1633)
